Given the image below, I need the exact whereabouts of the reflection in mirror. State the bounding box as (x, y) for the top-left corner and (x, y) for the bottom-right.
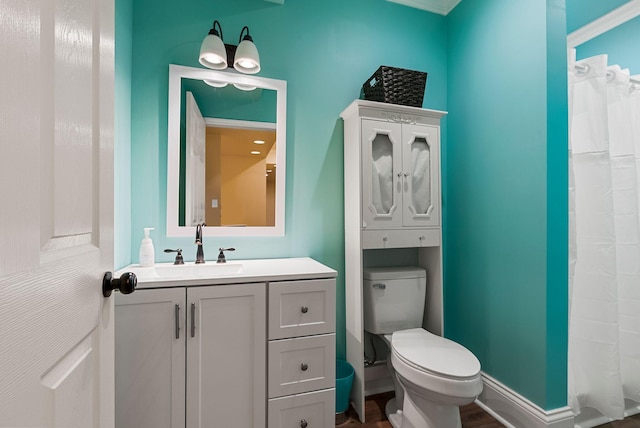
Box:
(167, 65), (286, 237)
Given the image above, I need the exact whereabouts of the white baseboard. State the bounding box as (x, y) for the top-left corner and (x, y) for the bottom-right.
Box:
(477, 372), (575, 428)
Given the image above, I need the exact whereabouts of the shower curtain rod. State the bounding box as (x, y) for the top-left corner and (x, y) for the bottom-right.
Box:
(574, 63), (640, 86)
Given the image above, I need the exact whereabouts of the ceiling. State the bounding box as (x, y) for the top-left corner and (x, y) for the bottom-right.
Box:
(386, 0), (462, 15)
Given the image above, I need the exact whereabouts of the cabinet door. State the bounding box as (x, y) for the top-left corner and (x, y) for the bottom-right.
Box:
(186, 284), (266, 428)
(361, 119), (403, 229)
(115, 288), (186, 428)
(401, 123), (440, 227)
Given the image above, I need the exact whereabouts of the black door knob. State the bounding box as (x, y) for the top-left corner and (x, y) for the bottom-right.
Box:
(102, 272), (137, 297)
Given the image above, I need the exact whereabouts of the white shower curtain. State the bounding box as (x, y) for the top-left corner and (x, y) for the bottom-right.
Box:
(568, 53), (640, 421)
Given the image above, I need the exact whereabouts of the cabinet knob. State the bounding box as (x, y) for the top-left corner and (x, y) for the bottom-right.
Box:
(301, 363), (308, 371)
(300, 419), (308, 428)
(301, 306), (309, 314)
(404, 172), (409, 177)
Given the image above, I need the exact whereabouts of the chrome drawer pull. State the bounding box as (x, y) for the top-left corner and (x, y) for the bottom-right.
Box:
(300, 306), (309, 314)
(300, 363), (308, 371)
(190, 303), (196, 338)
(175, 304), (180, 339)
(300, 419), (308, 428)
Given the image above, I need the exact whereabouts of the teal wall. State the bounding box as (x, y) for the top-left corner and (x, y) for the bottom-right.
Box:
(445, 0), (568, 410)
(567, 0), (639, 74)
(115, 0), (573, 411)
(115, 0), (132, 270)
(566, 0), (629, 33)
(126, 0), (448, 360)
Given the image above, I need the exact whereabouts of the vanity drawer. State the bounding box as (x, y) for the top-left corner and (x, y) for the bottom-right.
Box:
(362, 228), (440, 249)
(268, 279), (335, 340)
(268, 389), (335, 428)
(268, 334), (335, 398)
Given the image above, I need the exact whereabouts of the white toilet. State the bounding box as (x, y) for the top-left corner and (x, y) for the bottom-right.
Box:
(363, 266), (483, 428)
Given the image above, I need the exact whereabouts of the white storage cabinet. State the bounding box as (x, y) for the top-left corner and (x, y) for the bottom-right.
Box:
(341, 99), (446, 422)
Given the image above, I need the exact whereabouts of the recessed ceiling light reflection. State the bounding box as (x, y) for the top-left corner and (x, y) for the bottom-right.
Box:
(233, 83), (257, 91)
(254, 140), (265, 145)
(251, 151), (261, 155)
(203, 79), (228, 88)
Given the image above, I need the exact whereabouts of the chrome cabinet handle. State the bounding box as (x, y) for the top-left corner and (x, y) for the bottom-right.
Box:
(301, 306), (309, 314)
(300, 419), (308, 428)
(300, 363), (308, 371)
(190, 303), (196, 338)
(175, 304), (180, 339)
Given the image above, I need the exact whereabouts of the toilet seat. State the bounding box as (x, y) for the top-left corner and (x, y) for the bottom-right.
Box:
(391, 328), (480, 380)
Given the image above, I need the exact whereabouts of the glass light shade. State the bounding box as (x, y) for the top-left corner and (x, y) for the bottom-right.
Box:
(199, 34), (227, 70)
(233, 39), (260, 74)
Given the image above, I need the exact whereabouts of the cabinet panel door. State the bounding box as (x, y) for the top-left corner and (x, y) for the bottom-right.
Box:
(402, 124), (440, 227)
(361, 119), (403, 229)
(187, 284), (266, 428)
(115, 288), (186, 428)
(268, 334), (335, 398)
(268, 389), (335, 428)
(268, 279), (336, 340)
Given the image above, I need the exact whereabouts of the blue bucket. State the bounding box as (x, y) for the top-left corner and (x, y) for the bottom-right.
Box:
(335, 359), (354, 414)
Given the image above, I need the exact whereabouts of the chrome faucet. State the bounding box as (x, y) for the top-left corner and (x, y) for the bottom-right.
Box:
(195, 223), (206, 264)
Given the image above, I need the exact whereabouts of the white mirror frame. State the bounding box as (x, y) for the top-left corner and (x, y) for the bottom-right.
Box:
(166, 64), (287, 237)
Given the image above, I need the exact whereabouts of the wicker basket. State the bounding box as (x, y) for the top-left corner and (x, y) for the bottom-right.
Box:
(362, 66), (427, 107)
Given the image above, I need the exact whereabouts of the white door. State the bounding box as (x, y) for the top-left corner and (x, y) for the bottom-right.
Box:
(361, 119), (403, 229)
(186, 284), (266, 428)
(0, 0), (115, 426)
(401, 124), (440, 227)
(185, 91), (206, 226)
(115, 289), (186, 428)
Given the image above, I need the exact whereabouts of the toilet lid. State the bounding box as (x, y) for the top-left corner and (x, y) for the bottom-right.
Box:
(391, 329), (481, 380)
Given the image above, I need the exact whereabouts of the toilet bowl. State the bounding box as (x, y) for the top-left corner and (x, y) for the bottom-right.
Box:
(388, 328), (482, 428)
(363, 267), (483, 428)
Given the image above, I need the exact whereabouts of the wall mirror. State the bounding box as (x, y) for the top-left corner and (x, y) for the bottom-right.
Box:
(167, 64), (286, 237)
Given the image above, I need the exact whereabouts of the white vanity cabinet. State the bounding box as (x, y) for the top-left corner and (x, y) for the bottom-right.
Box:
(186, 284), (266, 428)
(114, 258), (337, 428)
(341, 100), (446, 422)
(267, 279), (336, 428)
(115, 288), (186, 428)
(115, 284), (266, 428)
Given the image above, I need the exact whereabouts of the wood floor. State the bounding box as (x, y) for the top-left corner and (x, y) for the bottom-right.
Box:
(335, 392), (640, 427)
(335, 392), (505, 427)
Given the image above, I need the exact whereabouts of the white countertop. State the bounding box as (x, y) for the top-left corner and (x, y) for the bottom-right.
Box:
(116, 257), (337, 289)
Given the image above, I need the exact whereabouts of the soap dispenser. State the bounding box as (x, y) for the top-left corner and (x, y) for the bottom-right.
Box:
(139, 227), (155, 267)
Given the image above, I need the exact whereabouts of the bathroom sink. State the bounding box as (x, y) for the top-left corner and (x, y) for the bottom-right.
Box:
(132, 262), (244, 281)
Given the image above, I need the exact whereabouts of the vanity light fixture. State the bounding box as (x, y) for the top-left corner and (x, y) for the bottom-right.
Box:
(199, 21), (261, 75)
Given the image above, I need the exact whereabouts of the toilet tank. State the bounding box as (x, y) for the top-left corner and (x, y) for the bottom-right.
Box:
(363, 266), (427, 335)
